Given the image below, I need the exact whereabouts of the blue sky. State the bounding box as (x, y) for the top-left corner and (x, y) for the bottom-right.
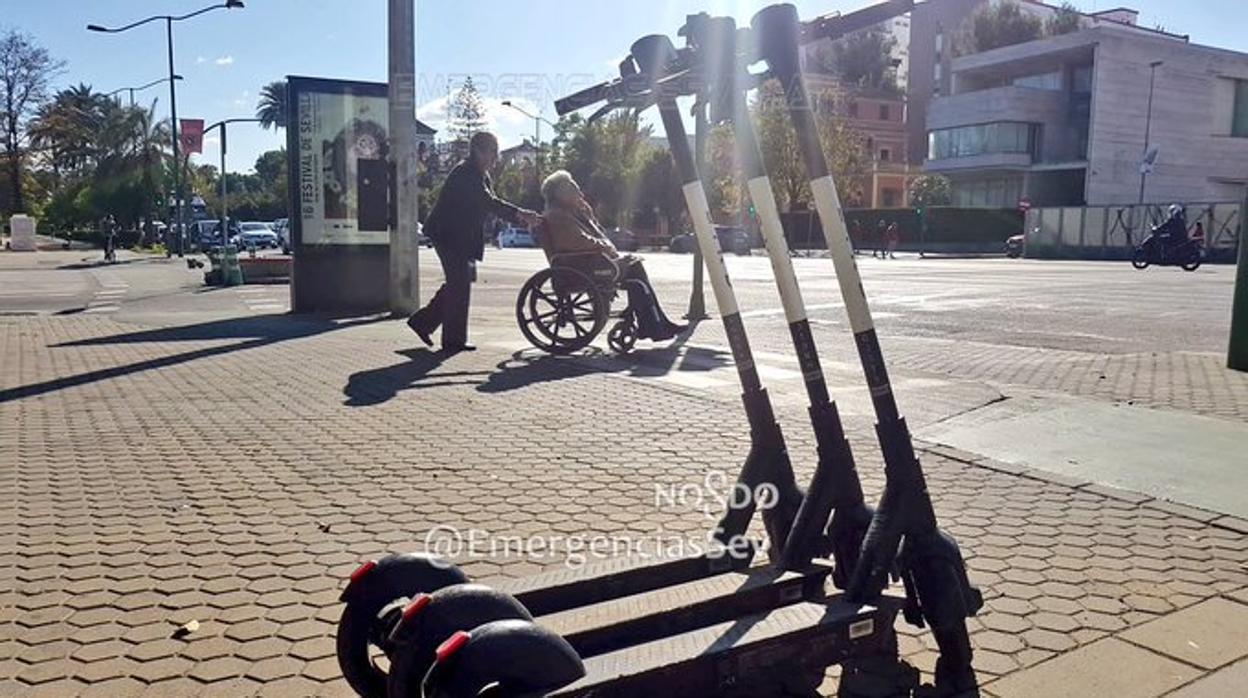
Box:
(5, 0), (1245, 175)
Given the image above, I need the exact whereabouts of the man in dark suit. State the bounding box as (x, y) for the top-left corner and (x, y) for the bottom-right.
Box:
(408, 132), (539, 352)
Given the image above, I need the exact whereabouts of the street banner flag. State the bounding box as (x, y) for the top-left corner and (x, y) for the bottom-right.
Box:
(180, 119), (205, 154)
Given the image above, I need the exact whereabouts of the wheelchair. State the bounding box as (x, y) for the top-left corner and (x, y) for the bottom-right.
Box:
(515, 249), (644, 355)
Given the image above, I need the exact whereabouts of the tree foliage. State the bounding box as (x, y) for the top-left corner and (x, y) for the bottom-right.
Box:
(816, 27), (900, 94)
(0, 28), (63, 214)
(447, 77), (488, 150)
(549, 111), (651, 227)
(960, 1), (1043, 55)
(255, 80), (287, 130)
(753, 78), (868, 211)
(1045, 3), (1084, 36)
(908, 175), (953, 208)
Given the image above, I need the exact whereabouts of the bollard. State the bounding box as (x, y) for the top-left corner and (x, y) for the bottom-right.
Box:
(1229, 188), (1248, 371)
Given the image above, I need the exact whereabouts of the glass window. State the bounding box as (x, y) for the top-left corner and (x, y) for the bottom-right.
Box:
(927, 122), (1039, 160)
(1072, 65), (1093, 93)
(849, 101), (859, 118)
(880, 148), (891, 162)
(879, 104), (891, 120)
(1234, 79), (1248, 138)
(1013, 71), (1062, 91)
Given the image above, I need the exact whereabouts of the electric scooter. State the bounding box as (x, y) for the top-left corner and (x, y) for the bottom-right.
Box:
(753, 3), (984, 692)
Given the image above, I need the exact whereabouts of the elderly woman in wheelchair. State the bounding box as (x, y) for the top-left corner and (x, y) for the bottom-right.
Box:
(513, 170), (685, 354)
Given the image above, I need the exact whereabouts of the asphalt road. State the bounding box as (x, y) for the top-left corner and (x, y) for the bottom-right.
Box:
(2, 247), (1234, 356)
(476, 247), (1236, 355)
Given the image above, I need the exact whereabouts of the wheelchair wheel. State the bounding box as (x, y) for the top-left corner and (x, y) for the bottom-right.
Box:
(607, 314), (638, 354)
(516, 268), (607, 354)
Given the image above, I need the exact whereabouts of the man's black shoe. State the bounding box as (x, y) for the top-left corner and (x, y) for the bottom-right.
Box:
(407, 314), (433, 347)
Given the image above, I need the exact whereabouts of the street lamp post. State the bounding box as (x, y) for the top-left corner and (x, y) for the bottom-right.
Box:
(106, 75), (183, 108)
(203, 118), (262, 249)
(500, 100), (557, 178)
(88, 1), (245, 257)
(1138, 60), (1163, 205)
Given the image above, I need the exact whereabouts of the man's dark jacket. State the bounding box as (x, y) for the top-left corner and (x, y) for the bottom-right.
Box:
(424, 160), (522, 261)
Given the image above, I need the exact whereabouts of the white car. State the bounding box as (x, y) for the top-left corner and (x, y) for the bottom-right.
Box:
(496, 227), (535, 249)
(238, 221), (279, 249)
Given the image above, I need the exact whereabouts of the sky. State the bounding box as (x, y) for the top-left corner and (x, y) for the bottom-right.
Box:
(4, 0), (1246, 176)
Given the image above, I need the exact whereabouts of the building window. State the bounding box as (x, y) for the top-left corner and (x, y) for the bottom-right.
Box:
(928, 122), (1040, 160)
(882, 189), (900, 207)
(1234, 79), (1248, 138)
(879, 148), (891, 162)
(849, 101), (859, 118)
(879, 104), (891, 120)
(1013, 71), (1062, 91)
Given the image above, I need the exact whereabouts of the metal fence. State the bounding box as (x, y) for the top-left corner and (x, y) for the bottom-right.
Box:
(1024, 202), (1242, 262)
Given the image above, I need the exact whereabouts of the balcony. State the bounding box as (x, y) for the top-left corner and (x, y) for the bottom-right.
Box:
(928, 85), (1068, 131)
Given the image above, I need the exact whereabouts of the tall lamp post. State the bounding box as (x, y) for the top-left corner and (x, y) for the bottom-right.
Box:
(106, 75), (183, 108)
(1137, 60), (1163, 205)
(500, 100), (557, 178)
(88, 1), (245, 257)
(203, 118), (262, 248)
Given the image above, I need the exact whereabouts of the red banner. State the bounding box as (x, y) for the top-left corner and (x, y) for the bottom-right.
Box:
(179, 119), (205, 154)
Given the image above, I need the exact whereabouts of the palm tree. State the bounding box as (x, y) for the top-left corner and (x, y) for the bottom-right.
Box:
(29, 83), (110, 180)
(255, 80), (288, 130)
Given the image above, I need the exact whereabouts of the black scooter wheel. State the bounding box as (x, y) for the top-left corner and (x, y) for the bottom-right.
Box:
(423, 620), (585, 698)
(1131, 247), (1149, 270)
(386, 584), (533, 698)
(336, 554), (468, 697)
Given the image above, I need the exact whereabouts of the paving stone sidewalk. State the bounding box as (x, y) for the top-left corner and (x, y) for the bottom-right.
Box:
(2, 314), (1247, 697)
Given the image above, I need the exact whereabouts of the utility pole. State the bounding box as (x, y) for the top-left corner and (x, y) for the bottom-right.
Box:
(1138, 60), (1163, 205)
(388, 0), (419, 315)
(1230, 186), (1248, 371)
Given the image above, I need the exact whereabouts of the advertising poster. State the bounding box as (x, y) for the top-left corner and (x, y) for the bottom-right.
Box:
(296, 88), (390, 245)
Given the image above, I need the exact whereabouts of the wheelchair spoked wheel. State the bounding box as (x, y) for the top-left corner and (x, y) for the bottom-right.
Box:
(516, 267), (607, 354)
(607, 312), (638, 354)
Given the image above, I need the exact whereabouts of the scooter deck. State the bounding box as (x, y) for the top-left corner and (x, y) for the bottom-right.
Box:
(551, 596), (899, 697)
(543, 564), (829, 658)
(497, 548), (755, 616)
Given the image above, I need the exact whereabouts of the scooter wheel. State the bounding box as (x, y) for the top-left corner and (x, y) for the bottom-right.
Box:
(386, 584), (533, 698)
(336, 554), (468, 697)
(607, 318), (637, 354)
(1131, 247), (1149, 270)
(1181, 253), (1201, 272)
(423, 620), (585, 698)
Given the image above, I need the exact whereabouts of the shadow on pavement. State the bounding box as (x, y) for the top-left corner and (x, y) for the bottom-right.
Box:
(339, 320), (730, 406)
(0, 314), (383, 405)
(342, 349), (491, 406)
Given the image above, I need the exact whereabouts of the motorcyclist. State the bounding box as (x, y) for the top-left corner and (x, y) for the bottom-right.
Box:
(1154, 204), (1188, 251)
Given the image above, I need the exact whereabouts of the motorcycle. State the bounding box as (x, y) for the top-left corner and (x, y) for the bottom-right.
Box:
(1132, 233), (1202, 271)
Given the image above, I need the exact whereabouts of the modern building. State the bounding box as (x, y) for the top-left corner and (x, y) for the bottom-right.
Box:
(907, 0), (1248, 207)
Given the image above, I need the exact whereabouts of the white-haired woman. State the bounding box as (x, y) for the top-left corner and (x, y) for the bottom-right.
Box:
(539, 170), (685, 341)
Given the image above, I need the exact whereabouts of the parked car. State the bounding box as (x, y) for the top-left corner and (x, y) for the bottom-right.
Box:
(1005, 233), (1025, 259)
(272, 218), (290, 253)
(607, 227), (639, 252)
(496, 227), (536, 249)
(238, 221), (280, 249)
(669, 225), (750, 256)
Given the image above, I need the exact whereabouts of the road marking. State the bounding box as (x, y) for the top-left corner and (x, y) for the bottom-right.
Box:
(235, 286), (288, 313)
(84, 305), (119, 313)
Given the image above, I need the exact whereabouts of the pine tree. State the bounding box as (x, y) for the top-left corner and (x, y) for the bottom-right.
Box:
(447, 77), (488, 158)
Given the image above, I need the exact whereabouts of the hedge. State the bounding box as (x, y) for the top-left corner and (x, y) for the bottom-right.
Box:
(780, 207), (1024, 249)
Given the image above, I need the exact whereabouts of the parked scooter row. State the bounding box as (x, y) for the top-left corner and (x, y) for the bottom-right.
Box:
(334, 2), (983, 697)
